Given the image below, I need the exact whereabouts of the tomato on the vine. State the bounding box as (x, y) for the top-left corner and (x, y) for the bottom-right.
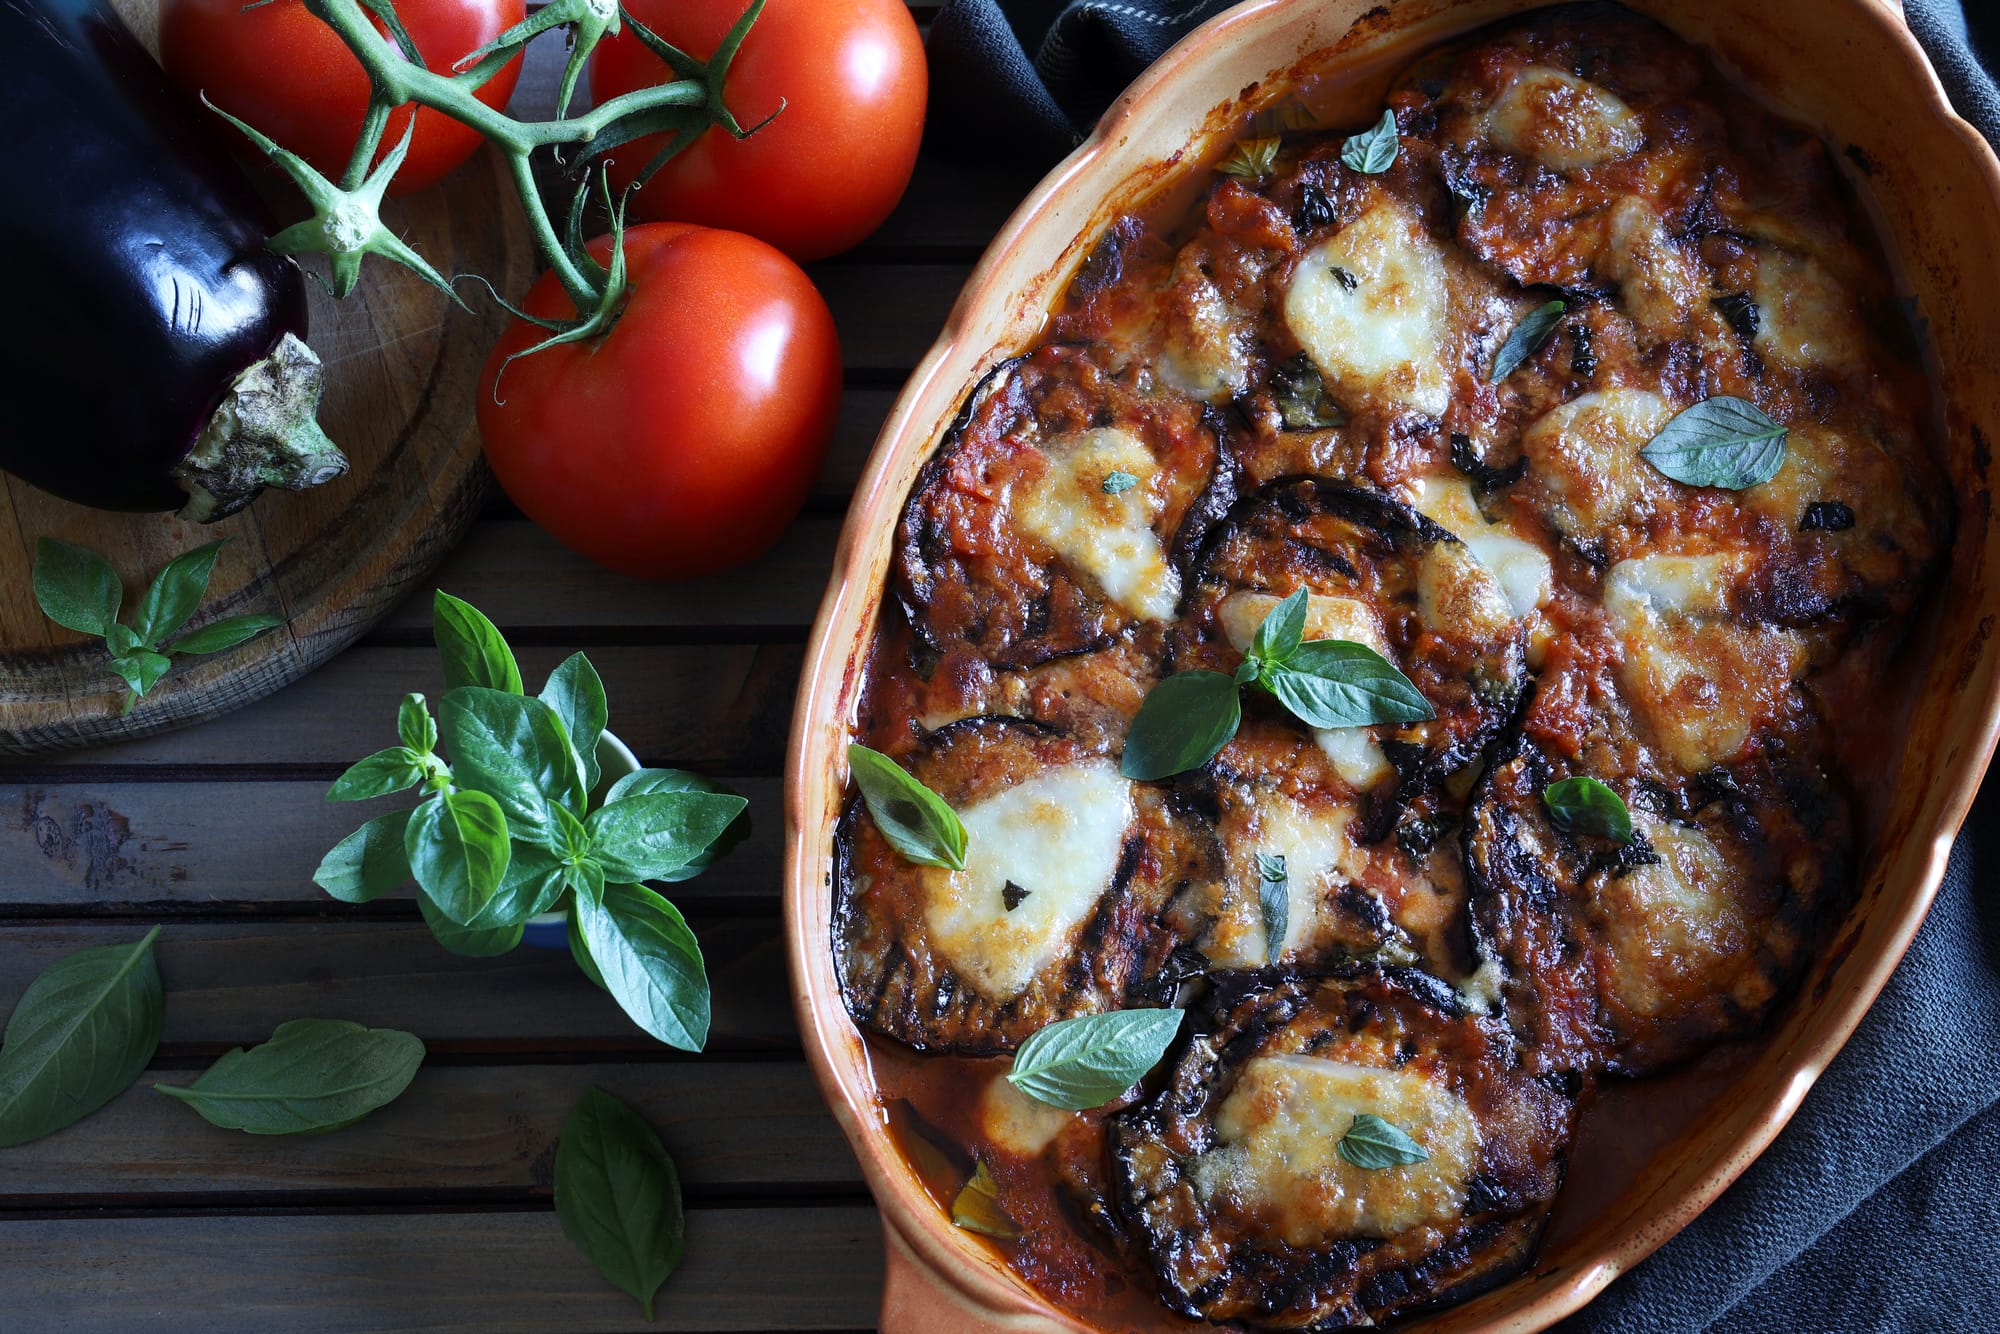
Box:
(589, 0), (927, 262)
(160, 0), (525, 197)
(476, 223), (842, 582)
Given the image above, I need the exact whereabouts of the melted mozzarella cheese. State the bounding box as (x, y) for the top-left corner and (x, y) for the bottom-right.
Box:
(1015, 428), (1180, 621)
(1190, 1054), (1480, 1245)
(1412, 477), (1553, 619)
(1749, 248), (1866, 371)
(1602, 554), (1804, 771)
(1285, 203), (1452, 418)
(981, 1070), (1075, 1156)
(1418, 542), (1517, 645)
(1599, 197), (1703, 341)
(1487, 66), (1644, 171)
(1205, 793), (1360, 968)
(922, 761), (1132, 1001)
(1161, 250), (1251, 401)
(1597, 814), (1745, 1018)
(1521, 388), (1674, 538)
(1218, 591), (1393, 789)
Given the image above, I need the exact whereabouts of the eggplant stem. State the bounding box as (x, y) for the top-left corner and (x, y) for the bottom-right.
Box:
(175, 334), (348, 523)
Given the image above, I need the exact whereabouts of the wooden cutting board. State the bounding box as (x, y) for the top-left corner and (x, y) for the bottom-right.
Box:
(0, 2), (532, 755)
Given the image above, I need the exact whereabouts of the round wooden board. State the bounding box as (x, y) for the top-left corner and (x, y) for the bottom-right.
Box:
(0, 4), (533, 755)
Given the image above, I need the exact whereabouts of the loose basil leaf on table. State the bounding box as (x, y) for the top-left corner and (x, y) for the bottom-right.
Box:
(434, 589), (523, 694)
(1490, 299), (1567, 382)
(588, 789), (748, 884)
(1121, 670), (1242, 781)
(107, 650), (172, 702)
(327, 746), (429, 802)
(847, 743), (969, 870)
(604, 768), (752, 882)
(418, 894), (526, 958)
(0, 927), (163, 1148)
(441, 687), (585, 840)
(155, 1018), (424, 1135)
(1543, 775), (1633, 842)
(1256, 852), (1289, 963)
(556, 1085), (686, 1320)
(163, 613), (285, 657)
(1006, 1008), (1186, 1111)
(405, 788), (512, 926)
(1337, 1111), (1430, 1169)
(575, 881), (710, 1052)
(315, 808), (415, 903)
(1263, 639), (1435, 730)
(31, 537), (123, 636)
(130, 539), (228, 646)
(1341, 108), (1399, 173)
(1639, 395), (1788, 489)
(540, 652), (608, 790)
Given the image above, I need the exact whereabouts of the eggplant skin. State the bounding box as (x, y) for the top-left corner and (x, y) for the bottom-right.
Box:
(0, 0), (308, 511)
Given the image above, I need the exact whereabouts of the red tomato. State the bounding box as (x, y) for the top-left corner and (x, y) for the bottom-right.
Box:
(589, 0), (926, 262)
(476, 224), (842, 581)
(160, 0), (525, 197)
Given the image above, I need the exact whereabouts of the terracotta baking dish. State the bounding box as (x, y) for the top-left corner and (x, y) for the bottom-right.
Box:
(784, 0), (2000, 1328)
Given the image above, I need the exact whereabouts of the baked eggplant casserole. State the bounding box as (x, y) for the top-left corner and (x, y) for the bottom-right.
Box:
(832, 4), (1948, 1328)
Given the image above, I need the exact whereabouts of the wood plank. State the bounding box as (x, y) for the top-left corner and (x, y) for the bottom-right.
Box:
(0, 921), (799, 1052)
(864, 153), (1043, 252)
(0, 779), (784, 908)
(809, 263), (970, 369)
(18, 644), (802, 772)
(0, 1062), (857, 1200)
(0, 1207), (883, 1332)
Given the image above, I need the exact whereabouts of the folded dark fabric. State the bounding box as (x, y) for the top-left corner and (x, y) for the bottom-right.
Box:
(922, 2), (2000, 1328)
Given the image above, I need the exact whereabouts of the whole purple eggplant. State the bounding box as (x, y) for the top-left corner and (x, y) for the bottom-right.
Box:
(0, 0), (344, 519)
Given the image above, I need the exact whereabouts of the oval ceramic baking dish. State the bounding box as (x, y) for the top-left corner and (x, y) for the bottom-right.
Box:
(785, 1), (2000, 1329)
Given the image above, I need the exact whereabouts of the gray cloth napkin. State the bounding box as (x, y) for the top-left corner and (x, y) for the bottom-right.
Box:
(923, 2), (2000, 1327)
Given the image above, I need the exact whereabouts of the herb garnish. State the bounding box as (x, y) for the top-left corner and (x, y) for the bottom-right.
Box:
(1639, 396), (1788, 490)
(156, 1019), (423, 1135)
(1256, 853), (1289, 963)
(1294, 181), (1335, 231)
(1543, 775), (1633, 842)
(952, 1158), (1019, 1239)
(556, 1085), (686, 1319)
(1337, 1112), (1430, 1169)
(1122, 589), (1432, 781)
(0, 927), (163, 1148)
(32, 538), (283, 714)
(1489, 299), (1567, 382)
(1101, 470), (1139, 494)
(1800, 500), (1855, 532)
(1003, 880), (1031, 911)
(1272, 353), (1344, 431)
(1006, 1008), (1187, 1110)
(1341, 108), (1399, 173)
(1218, 135), (1282, 179)
(847, 743), (969, 870)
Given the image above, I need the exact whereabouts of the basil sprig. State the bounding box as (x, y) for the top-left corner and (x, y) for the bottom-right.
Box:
(1341, 108), (1399, 173)
(1256, 853), (1289, 963)
(1122, 590), (1434, 781)
(1006, 1007), (1185, 1110)
(156, 1019), (423, 1135)
(311, 592), (749, 1052)
(1337, 1112), (1430, 1169)
(32, 537), (283, 714)
(1543, 775), (1633, 842)
(1639, 396), (1788, 489)
(0, 927), (163, 1148)
(1490, 299), (1567, 382)
(848, 744), (968, 871)
(556, 1086), (686, 1319)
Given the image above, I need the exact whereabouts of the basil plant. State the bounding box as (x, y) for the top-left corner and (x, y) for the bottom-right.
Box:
(313, 592), (748, 1052)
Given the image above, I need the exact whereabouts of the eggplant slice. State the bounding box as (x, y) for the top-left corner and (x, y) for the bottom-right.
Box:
(894, 345), (1234, 670)
(1112, 966), (1574, 1329)
(1172, 478), (1528, 844)
(833, 716), (1193, 1053)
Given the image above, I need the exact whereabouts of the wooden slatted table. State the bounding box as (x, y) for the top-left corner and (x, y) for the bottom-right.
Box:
(0, 21), (1044, 1329)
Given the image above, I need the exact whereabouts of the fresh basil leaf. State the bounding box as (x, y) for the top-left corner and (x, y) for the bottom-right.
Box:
(1006, 1008), (1185, 1110)
(540, 652), (608, 790)
(132, 539), (227, 646)
(552, 800), (593, 860)
(1120, 671), (1242, 781)
(1251, 589), (1308, 667)
(1639, 396), (1788, 490)
(1489, 299), (1567, 382)
(106, 623), (143, 658)
(1218, 135), (1280, 178)
(847, 744), (968, 871)
(441, 688), (584, 841)
(1256, 852), (1288, 963)
(155, 1018), (423, 1136)
(604, 770), (751, 883)
(163, 613), (283, 657)
(32, 538), (123, 637)
(1101, 470), (1139, 494)
(1264, 641), (1434, 729)
(1271, 352), (1343, 431)
(107, 651), (173, 699)
(1341, 108), (1399, 173)
(569, 858), (607, 911)
(575, 882), (709, 1051)
(466, 839), (568, 929)
(327, 747), (428, 802)
(397, 692), (438, 755)
(405, 789), (512, 926)
(417, 893), (524, 957)
(1337, 1111), (1430, 1169)
(1542, 775), (1633, 841)
(587, 791), (748, 884)
(555, 1085), (686, 1320)
(0, 927), (163, 1148)
(1234, 656), (1261, 687)
(314, 809), (414, 903)
(433, 590), (523, 694)
(568, 906), (608, 991)
(951, 1159), (1018, 1240)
